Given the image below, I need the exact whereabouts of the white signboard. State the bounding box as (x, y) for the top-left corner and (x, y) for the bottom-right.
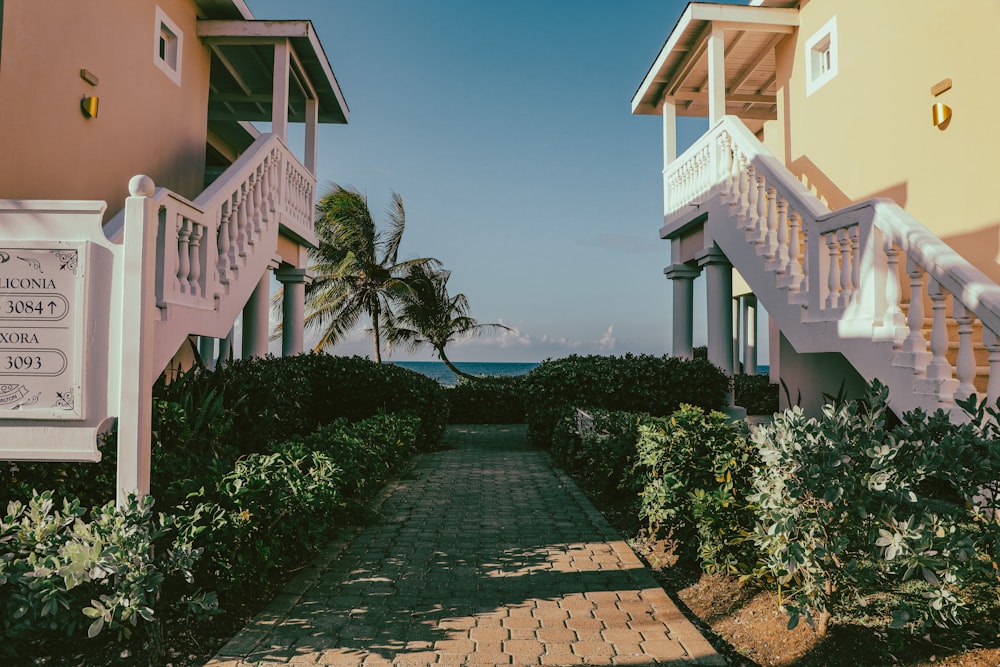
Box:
(0, 244), (85, 420)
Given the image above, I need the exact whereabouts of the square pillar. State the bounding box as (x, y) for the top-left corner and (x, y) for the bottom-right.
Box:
(272, 39), (290, 141)
(664, 263), (699, 359)
(742, 295), (758, 375)
(707, 24), (727, 124)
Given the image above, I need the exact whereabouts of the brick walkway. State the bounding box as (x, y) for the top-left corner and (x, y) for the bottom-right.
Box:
(206, 425), (723, 666)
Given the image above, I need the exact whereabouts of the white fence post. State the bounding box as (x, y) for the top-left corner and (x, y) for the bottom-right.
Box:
(116, 176), (158, 506)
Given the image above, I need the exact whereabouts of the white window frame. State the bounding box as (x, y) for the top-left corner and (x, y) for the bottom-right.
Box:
(153, 6), (183, 86)
(805, 16), (837, 96)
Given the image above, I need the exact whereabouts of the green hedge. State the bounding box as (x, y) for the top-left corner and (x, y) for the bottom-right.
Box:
(195, 353), (449, 453)
(521, 354), (731, 448)
(733, 373), (779, 415)
(550, 408), (645, 495)
(446, 376), (527, 423)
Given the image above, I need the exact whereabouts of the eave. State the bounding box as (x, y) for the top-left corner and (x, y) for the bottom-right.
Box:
(631, 3), (798, 121)
(198, 19), (349, 126)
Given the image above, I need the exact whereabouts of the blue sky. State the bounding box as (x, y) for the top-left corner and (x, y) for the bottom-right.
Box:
(247, 0), (734, 362)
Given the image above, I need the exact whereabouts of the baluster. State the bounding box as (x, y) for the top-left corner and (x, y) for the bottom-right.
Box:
(880, 238), (905, 338)
(838, 228), (854, 308)
(850, 226), (861, 304)
(952, 301), (977, 400)
(176, 217), (191, 294)
(983, 329), (1000, 405)
(730, 149), (744, 211)
(259, 160), (271, 226)
(774, 196), (790, 277)
(926, 279), (952, 381)
(246, 171), (258, 246)
(236, 182), (248, 260)
(784, 209), (803, 290)
(825, 232), (841, 310)
(902, 259), (929, 357)
(764, 186), (779, 262)
(217, 199), (232, 284)
(799, 217), (810, 295)
(188, 222), (203, 298)
(228, 190), (241, 269)
(754, 176), (768, 247)
(740, 163), (755, 223)
(718, 132), (733, 197)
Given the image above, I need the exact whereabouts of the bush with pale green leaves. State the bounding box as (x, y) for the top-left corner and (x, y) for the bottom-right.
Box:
(749, 381), (1000, 634)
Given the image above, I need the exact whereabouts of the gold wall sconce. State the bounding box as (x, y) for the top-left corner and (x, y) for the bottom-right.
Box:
(81, 96), (99, 119)
(932, 102), (952, 127)
(931, 78), (952, 128)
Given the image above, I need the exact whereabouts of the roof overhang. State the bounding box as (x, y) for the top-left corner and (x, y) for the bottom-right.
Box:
(631, 3), (798, 121)
(197, 19), (349, 126)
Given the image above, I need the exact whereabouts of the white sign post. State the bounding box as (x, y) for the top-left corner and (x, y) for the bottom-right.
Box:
(0, 176), (158, 506)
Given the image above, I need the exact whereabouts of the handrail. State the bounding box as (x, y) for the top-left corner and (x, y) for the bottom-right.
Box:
(664, 115), (1000, 409)
(104, 133), (317, 374)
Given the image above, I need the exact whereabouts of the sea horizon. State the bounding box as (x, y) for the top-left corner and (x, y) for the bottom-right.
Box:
(390, 361), (540, 386)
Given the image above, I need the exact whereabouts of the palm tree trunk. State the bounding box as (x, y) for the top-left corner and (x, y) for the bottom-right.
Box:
(438, 347), (476, 380)
(372, 302), (382, 363)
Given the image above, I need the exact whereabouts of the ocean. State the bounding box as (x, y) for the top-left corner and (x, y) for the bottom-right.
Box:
(391, 361), (540, 386)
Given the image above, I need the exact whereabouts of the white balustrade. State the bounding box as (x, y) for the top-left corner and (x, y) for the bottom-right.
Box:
(660, 115), (1000, 414)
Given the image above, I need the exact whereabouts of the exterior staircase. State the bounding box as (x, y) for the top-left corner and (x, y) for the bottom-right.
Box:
(104, 133), (316, 375)
(665, 116), (1000, 418)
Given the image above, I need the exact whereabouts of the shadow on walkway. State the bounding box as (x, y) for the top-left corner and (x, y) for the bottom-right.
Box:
(207, 425), (722, 666)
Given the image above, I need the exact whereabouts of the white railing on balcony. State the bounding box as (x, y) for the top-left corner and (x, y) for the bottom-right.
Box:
(105, 133), (316, 374)
(664, 116), (1000, 414)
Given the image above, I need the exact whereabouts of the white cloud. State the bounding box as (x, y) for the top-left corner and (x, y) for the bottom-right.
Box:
(595, 324), (616, 351)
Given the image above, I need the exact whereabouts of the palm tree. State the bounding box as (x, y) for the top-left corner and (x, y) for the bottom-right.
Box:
(300, 184), (439, 362)
(386, 264), (510, 380)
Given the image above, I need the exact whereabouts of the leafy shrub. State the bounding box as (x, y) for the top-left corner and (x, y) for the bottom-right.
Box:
(749, 382), (1000, 634)
(550, 408), (645, 495)
(204, 353), (448, 452)
(182, 411), (421, 599)
(0, 491), (214, 660)
(522, 354), (731, 448)
(284, 412), (420, 504)
(733, 374), (779, 415)
(182, 443), (345, 597)
(446, 376), (527, 423)
(633, 405), (758, 574)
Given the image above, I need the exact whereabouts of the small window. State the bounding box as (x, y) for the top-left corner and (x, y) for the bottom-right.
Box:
(805, 16), (837, 96)
(153, 6), (183, 85)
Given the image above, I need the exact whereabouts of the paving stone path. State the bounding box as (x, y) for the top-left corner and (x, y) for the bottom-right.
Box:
(206, 424), (723, 666)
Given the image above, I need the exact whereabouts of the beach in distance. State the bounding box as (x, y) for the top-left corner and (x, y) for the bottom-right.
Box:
(391, 361), (540, 386)
(392, 361), (771, 386)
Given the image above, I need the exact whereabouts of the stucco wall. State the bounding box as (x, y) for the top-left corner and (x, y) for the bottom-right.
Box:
(765, 0), (1000, 282)
(0, 0), (210, 217)
(776, 332), (867, 417)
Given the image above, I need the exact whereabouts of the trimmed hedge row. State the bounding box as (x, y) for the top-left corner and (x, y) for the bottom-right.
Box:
(521, 354), (731, 447)
(445, 376), (527, 423)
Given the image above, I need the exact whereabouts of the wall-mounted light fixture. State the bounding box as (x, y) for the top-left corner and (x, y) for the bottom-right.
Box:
(932, 102), (952, 127)
(931, 78), (952, 128)
(81, 96), (99, 119)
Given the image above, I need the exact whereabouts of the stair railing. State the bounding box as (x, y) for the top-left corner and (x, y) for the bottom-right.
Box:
(664, 115), (1000, 410)
(105, 133), (316, 374)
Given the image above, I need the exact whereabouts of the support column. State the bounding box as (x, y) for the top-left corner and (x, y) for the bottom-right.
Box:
(275, 267), (309, 356)
(662, 97), (677, 166)
(242, 272), (271, 359)
(743, 295), (758, 375)
(199, 336), (216, 371)
(698, 246), (745, 418)
(707, 24), (727, 124)
(304, 97), (319, 174)
(732, 297), (741, 374)
(664, 263), (699, 359)
(697, 246), (734, 375)
(218, 327), (234, 367)
(272, 39), (290, 141)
